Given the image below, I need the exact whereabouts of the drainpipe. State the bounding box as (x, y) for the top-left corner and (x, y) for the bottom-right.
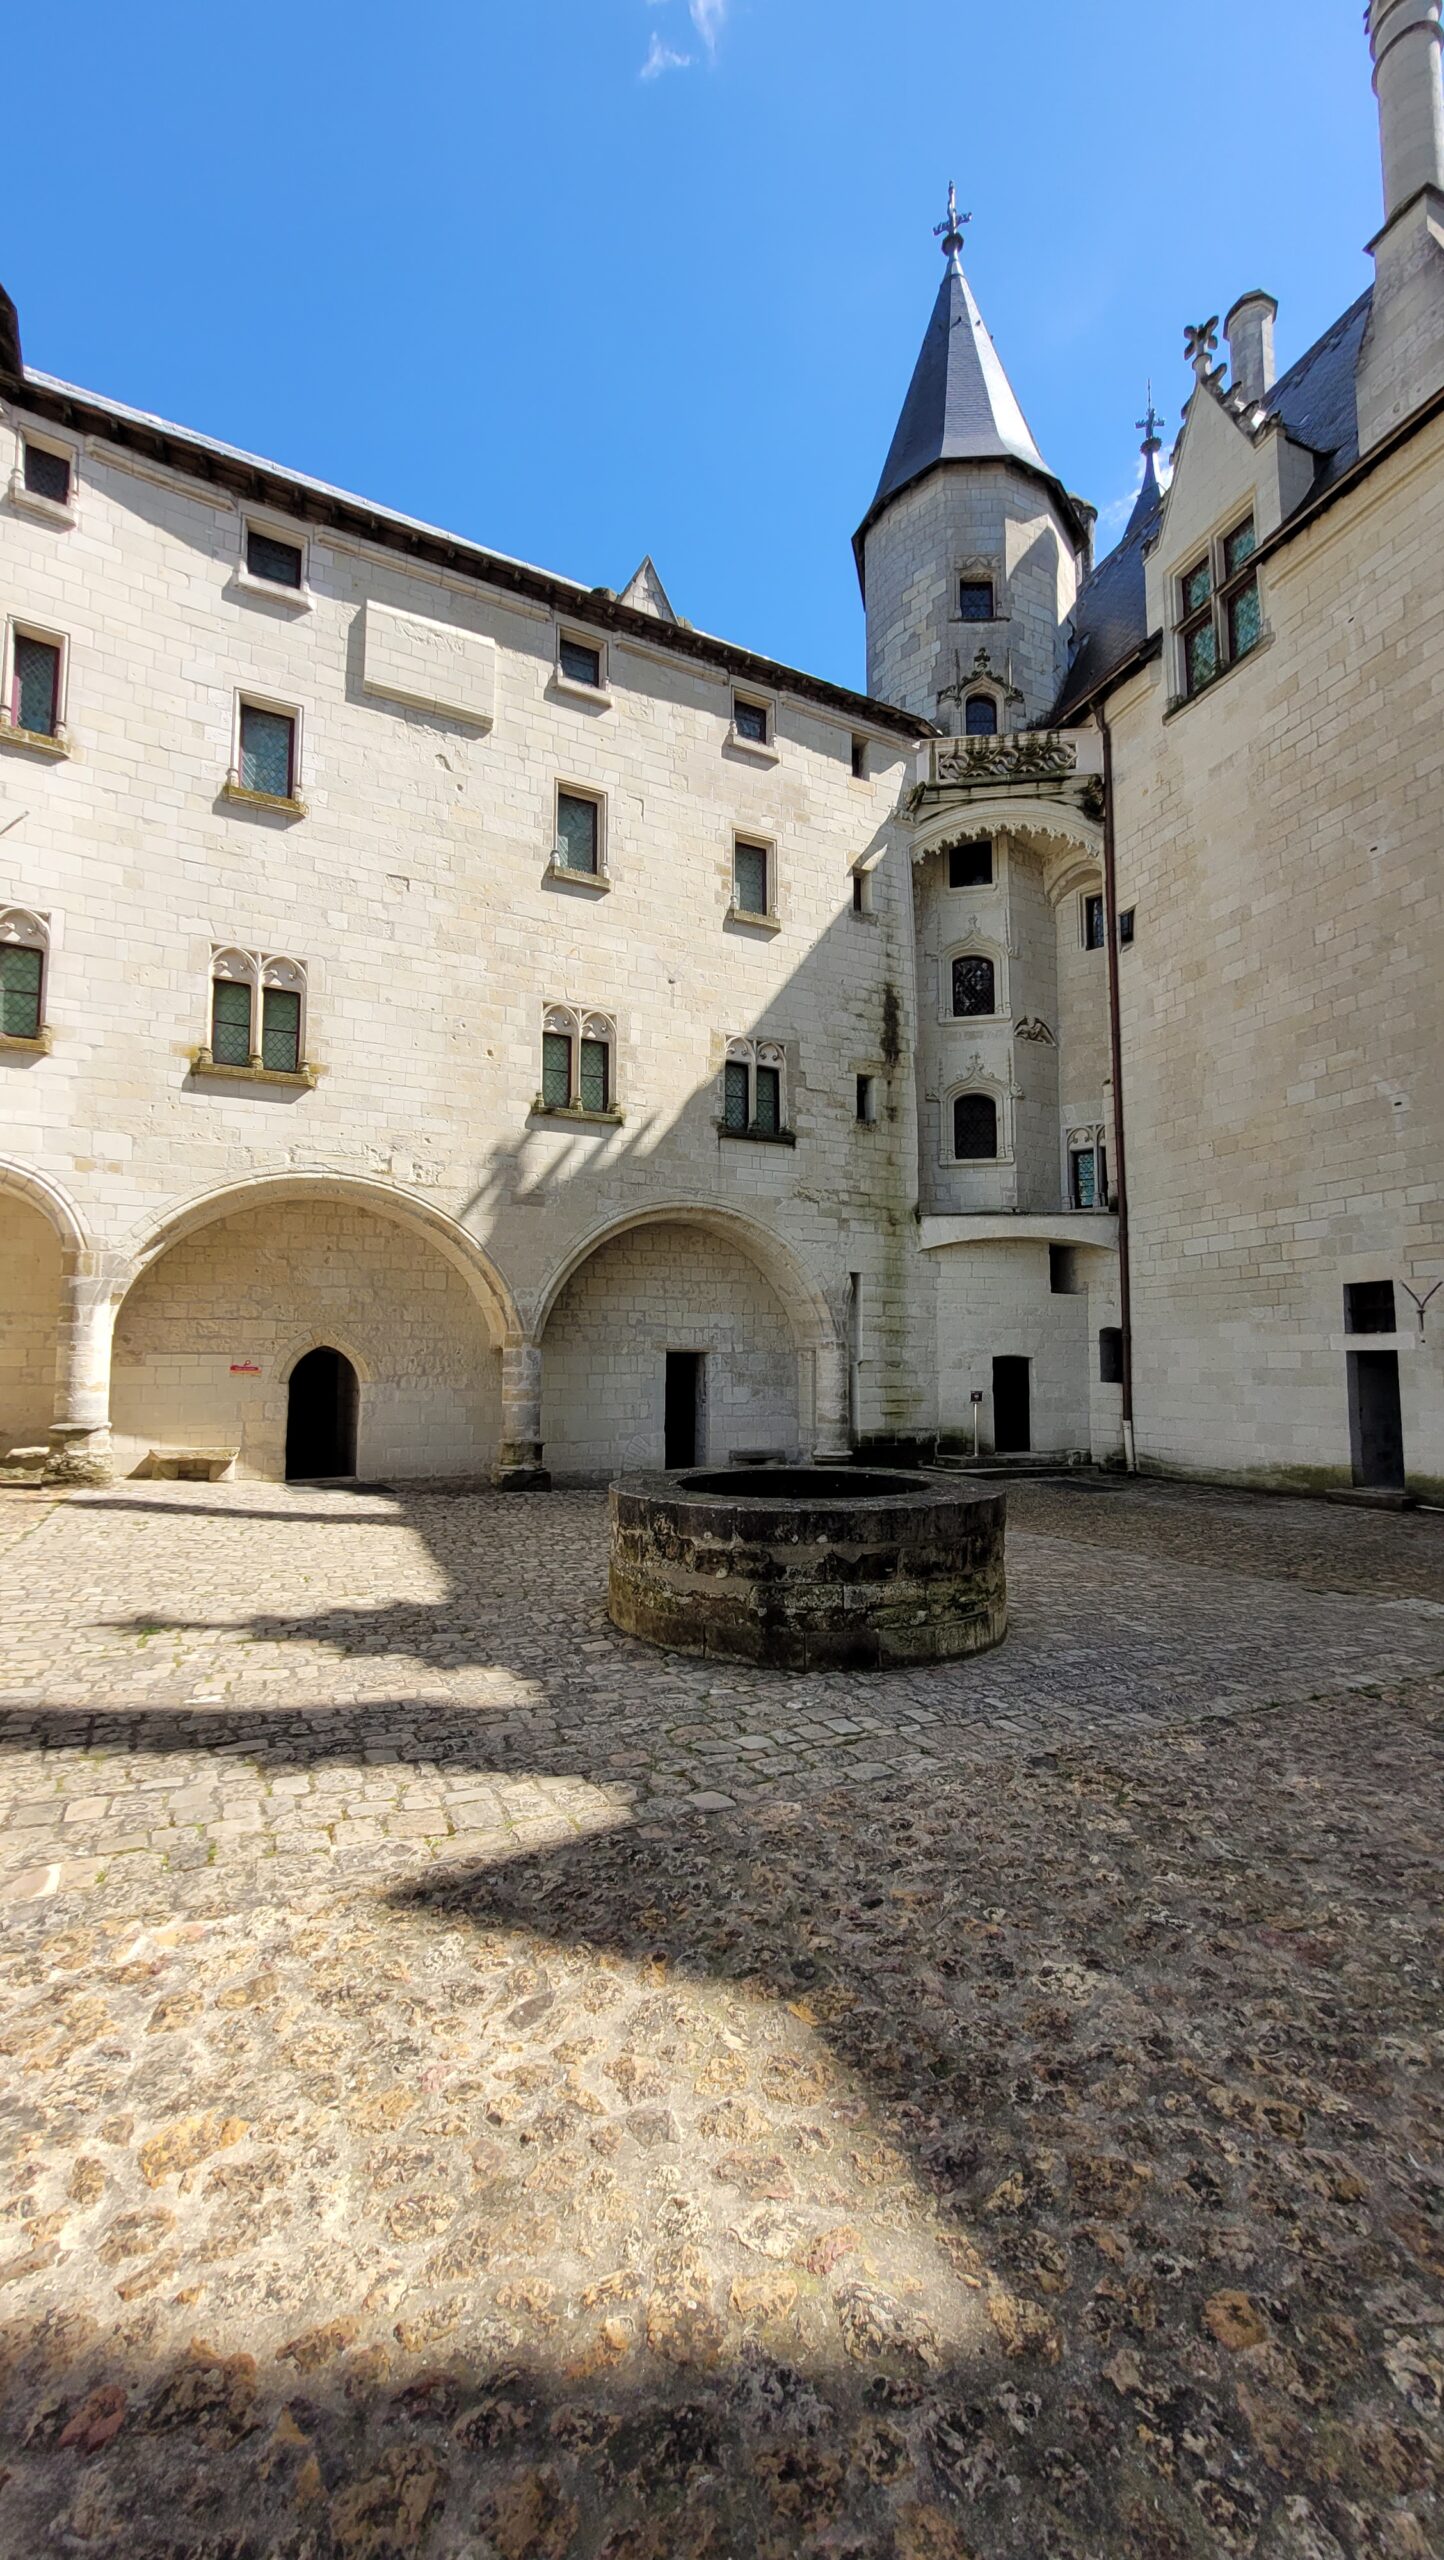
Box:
(1097, 705), (1137, 1473)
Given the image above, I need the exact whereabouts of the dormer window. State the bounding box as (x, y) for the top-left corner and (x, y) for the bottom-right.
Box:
(958, 579), (995, 622)
(964, 694), (998, 736)
(1178, 515), (1262, 698)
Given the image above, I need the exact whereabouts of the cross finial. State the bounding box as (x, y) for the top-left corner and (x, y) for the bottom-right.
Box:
(1184, 316), (1221, 383)
(933, 181), (971, 263)
(1136, 381), (1163, 454)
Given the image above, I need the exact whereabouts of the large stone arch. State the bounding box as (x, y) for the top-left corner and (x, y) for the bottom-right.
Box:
(0, 1160), (87, 1455)
(112, 1174), (520, 1482)
(535, 1204), (843, 1481)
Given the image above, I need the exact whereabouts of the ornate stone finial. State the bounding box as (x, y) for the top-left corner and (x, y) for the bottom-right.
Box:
(933, 181), (972, 263)
(1184, 317), (1221, 383)
(1136, 382), (1163, 456)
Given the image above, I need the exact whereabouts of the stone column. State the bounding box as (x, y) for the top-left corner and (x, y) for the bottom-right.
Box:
(48, 1259), (118, 1485)
(491, 1342), (551, 1490)
(811, 1336), (852, 1463)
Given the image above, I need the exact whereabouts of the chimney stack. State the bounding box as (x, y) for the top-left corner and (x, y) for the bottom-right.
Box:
(1224, 292), (1278, 403)
(1357, 0), (1444, 449)
(1369, 0), (1444, 220)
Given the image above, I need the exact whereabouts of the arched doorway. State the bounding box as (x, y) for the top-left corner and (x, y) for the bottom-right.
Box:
(285, 1348), (359, 1480)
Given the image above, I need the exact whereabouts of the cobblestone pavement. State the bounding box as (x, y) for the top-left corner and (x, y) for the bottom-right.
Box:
(0, 1481), (1441, 2556)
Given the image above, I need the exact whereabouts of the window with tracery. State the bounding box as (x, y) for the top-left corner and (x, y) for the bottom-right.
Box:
(205, 948), (308, 1074)
(0, 907), (48, 1040)
(951, 953), (996, 1018)
(722, 1036), (788, 1137)
(539, 1005), (617, 1113)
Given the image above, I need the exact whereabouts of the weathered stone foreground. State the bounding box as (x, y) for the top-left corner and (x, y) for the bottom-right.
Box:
(0, 1480), (1441, 2556)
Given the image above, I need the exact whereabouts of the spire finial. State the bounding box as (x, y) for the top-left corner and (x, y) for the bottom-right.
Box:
(933, 181), (971, 266)
(1136, 382), (1163, 456)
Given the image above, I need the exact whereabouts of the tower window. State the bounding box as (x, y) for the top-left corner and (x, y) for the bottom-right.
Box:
(964, 694), (999, 736)
(951, 954), (996, 1017)
(948, 841), (993, 889)
(953, 1092), (998, 1160)
(23, 442), (71, 506)
(856, 1073), (878, 1124)
(1082, 892), (1106, 949)
(958, 579), (995, 621)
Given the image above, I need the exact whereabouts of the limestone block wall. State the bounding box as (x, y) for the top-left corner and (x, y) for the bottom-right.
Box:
(1109, 408), (1444, 1492)
(110, 1202), (499, 1480)
(863, 468), (1080, 724)
(1006, 853), (1062, 1211)
(931, 1238), (1120, 1458)
(0, 1197), (62, 1449)
(540, 1224), (802, 1480)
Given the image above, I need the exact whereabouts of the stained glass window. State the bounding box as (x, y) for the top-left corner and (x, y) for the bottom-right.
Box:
(754, 1065), (781, 1134)
(238, 704), (295, 798)
(542, 1030), (572, 1106)
(1228, 576), (1263, 659)
(559, 637), (601, 687)
(579, 1037), (609, 1113)
(954, 1092), (998, 1159)
(1223, 520), (1257, 578)
(556, 791), (599, 873)
(733, 698), (769, 745)
(1182, 560), (1212, 614)
(0, 945), (42, 1039)
(958, 580), (995, 621)
(952, 954), (996, 1017)
(733, 840), (769, 915)
(211, 978), (252, 1065)
(261, 987), (301, 1073)
(13, 636), (59, 736)
(1184, 618), (1218, 694)
(23, 443), (70, 505)
(964, 694), (998, 736)
(1071, 1147), (1099, 1209)
(949, 841), (992, 888)
(724, 1059), (750, 1131)
(246, 527), (303, 588)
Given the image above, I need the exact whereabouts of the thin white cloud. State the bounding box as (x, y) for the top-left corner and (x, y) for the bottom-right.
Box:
(689, 0), (728, 53)
(641, 28), (692, 76)
(1095, 447), (1172, 544)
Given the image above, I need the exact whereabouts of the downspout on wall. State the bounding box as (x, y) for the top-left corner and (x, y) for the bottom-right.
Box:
(1097, 705), (1136, 1473)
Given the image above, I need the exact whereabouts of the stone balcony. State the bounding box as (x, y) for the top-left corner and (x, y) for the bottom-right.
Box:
(913, 726), (1104, 807)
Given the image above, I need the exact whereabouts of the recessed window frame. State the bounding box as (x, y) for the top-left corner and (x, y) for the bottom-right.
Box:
(855, 1072), (879, 1126)
(1066, 1121), (1110, 1212)
(730, 833), (778, 926)
(963, 692), (1000, 737)
(943, 936), (1007, 1024)
(238, 515), (312, 607)
(226, 692), (304, 811)
(950, 1086), (1002, 1164)
(554, 626), (612, 703)
(728, 688), (779, 762)
(947, 839), (994, 891)
(0, 905), (51, 1049)
(1176, 512), (1263, 701)
(1081, 891), (1106, 950)
(850, 733), (868, 780)
(957, 577), (996, 623)
(550, 782), (609, 887)
(8, 428), (78, 526)
(1, 619), (69, 753)
(196, 947), (314, 1085)
(534, 1004), (621, 1121)
(720, 1036), (794, 1144)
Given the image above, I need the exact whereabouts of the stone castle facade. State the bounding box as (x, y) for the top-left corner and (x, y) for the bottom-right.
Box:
(2, 0), (1440, 1499)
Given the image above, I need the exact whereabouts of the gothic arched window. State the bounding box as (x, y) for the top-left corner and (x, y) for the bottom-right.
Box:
(951, 954), (996, 1018)
(954, 1092), (999, 1160)
(964, 693), (999, 736)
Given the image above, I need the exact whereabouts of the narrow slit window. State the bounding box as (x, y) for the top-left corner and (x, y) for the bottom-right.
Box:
(723, 1058), (750, 1132)
(12, 635), (60, 737)
(579, 1036), (609, 1113)
(556, 790), (600, 875)
(0, 945), (43, 1039)
(954, 1092), (998, 1160)
(855, 1074), (877, 1124)
(733, 839), (769, 916)
(261, 986), (302, 1073)
(542, 1030), (573, 1107)
(211, 978), (253, 1065)
(238, 703), (295, 798)
(851, 734), (867, 779)
(1082, 892), (1106, 949)
(23, 443), (71, 505)
(245, 527), (304, 588)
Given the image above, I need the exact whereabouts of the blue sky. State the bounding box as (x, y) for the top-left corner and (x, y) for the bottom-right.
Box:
(6, 1), (1384, 691)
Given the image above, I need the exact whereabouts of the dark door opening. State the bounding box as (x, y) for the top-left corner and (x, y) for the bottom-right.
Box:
(286, 1347), (359, 1481)
(664, 1352), (704, 1469)
(1348, 1349), (1405, 1490)
(992, 1355), (1031, 1454)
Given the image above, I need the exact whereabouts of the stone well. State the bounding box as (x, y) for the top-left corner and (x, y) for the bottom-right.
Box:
(608, 1467), (1007, 1670)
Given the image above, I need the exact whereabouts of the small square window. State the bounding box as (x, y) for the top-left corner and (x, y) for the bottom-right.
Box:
(556, 790), (601, 875)
(851, 734), (867, 780)
(754, 1064), (781, 1135)
(261, 986), (301, 1074)
(1099, 1326), (1125, 1385)
(733, 839), (770, 917)
(855, 1074), (877, 1125)
(733, 697), (770, 746)
(579, 1036), (610, 1113)
(1344, 1280), (1396, 1334)
(542, 1030), (572, 1107)
(246, 527), (304, 589)
(23, 442), (71, 506)
(0, 944), (43, 1040)
(1118, 907), (1135, 947)
(1082, 892), (1106, 949)
(958, 579), (995, 622)
(211, 978), (253, 1066)
(559, 636), (602, 688)
(723, 1058), (750, 1132)
(949, 841), (993, 889)
(11, 634), (61, 737)
(238, 703), (296, 799)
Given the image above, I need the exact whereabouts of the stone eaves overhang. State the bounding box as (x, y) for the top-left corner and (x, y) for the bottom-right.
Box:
(0, 359), (934, 749)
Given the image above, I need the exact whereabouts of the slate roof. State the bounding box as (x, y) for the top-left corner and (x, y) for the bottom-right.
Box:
(1051, 287), (1375, 726)
(855, 257), (1084, 577)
